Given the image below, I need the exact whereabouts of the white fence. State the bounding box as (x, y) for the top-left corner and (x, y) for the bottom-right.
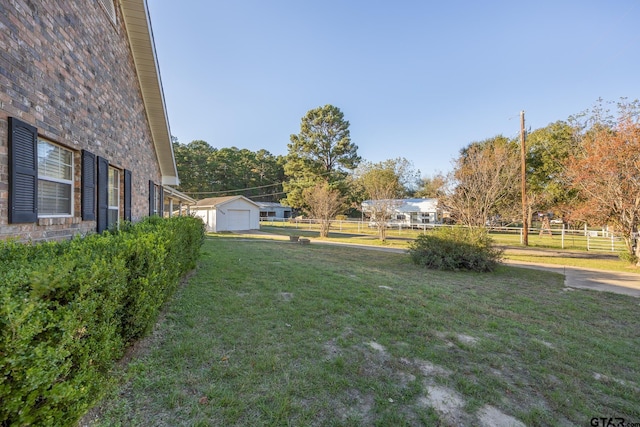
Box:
(585, 233), (627, 252)
(259, 218), (629, 253)
(512, 226), (626, 252)
(260, 217), (439, 234)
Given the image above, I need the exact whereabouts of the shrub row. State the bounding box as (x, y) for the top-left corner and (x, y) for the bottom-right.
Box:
(0, 215), (205, 427)
(408, 226), (503, 272)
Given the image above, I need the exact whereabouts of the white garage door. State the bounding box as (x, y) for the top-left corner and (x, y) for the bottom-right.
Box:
(227, 209), (251, 230)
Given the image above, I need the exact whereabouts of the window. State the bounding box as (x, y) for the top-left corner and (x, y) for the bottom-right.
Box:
(149, 180), (163, 217)
(108, 167), (120, 226)
(37, 139), (73, 217)
(98, 158), (128, 233)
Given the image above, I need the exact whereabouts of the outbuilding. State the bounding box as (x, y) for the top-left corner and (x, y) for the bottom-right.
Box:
(192, 196), (260, 232)
(255, 202), (292, 220)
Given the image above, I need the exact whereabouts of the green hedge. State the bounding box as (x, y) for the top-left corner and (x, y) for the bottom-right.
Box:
(408, 226), (503, 272)
(0, 215), (204, 426)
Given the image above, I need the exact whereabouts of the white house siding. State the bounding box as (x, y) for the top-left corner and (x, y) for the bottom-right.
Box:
(362, 198), (441, 227)
(192, 210), (213, 232)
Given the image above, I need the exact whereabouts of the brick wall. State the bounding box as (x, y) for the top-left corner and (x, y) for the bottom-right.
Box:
(0, 0), (163, 241)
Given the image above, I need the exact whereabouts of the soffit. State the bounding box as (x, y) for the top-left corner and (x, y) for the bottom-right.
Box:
(120, 0), (179, 185)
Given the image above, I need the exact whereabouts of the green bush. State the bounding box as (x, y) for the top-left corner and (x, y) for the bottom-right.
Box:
(408, 226), (503, 272)
(0, 215), (204, 427)
(619, 250), (638, 265)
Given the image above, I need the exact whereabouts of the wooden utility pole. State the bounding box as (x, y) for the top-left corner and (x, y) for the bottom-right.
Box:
(520, 110), (528, 246)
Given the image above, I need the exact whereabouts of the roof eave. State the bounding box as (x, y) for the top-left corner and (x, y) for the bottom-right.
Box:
(120, 0), (179, 185)
(162, 185), (196, 205)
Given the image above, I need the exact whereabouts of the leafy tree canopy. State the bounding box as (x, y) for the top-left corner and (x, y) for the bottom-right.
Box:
(415, 173), (447, 199)
(525, 121), (579, 216)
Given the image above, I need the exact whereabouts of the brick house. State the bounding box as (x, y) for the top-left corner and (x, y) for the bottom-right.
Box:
(0, 0), (193, 241)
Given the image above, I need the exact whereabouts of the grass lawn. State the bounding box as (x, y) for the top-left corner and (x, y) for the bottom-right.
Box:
(502, 253), (636, 273)
(86, 237), (640, 426)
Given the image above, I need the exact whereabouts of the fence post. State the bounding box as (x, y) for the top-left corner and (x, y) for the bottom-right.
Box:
(611, 234), (615, 252)
(561, 224), (565, 249)
(587, 233), (590, 251)
(520, 227), (523, 244)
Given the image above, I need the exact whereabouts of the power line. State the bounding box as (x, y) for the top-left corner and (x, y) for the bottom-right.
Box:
(248, 191), (287, 200)
(184, 181), (283, 196)
(182, 168), (339, 197)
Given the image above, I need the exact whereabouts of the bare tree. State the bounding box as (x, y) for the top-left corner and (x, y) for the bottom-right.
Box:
(445, 136), (520, 227)
(302, 182), (345, 237)
(357, 162), (405, 241)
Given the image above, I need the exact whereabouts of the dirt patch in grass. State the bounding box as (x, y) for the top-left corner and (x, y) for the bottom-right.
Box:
(279, 291), (294, 301)
(419, 385), (467, 424)
(414, 360), (452, 377)
(366, 341), (387, 354)
(456, 333), (479, 346)
(477, 404), (527, 427)
(335, 389), (375, 424)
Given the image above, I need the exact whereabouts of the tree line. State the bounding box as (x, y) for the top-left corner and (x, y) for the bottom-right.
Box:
(172, 140), (286, 201)
(173, 99), (640, 264)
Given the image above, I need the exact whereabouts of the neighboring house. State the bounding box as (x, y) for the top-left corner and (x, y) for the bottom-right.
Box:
(0, 0), (193, 241)
(362, 198), (441, 227)
(256, 202), (292, 220)
(191, 196), (260, 232)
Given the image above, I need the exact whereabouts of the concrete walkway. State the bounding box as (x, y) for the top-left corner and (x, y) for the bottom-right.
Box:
(232, 230), (640, 297)
(501, 260), (640, 297)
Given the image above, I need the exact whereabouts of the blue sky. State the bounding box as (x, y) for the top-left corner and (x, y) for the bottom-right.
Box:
(147, 0), (638, 177)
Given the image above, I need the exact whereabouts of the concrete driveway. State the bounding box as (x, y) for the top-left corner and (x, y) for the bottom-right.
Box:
(502, 260), (640, 297)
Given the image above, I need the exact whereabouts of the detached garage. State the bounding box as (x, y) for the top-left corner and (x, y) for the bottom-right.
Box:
(192, 196), (260, 232)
